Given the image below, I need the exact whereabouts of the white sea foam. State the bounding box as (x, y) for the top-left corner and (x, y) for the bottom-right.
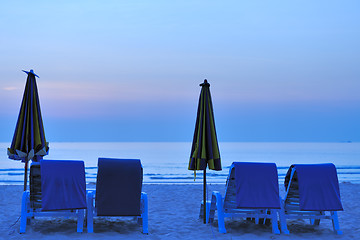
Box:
(1, 142), (360, 184)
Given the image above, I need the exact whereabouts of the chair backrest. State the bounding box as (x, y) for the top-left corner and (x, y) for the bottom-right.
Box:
(223, 166), (237, 210)
(223, 162), (280, 210)
(30, 162), (42, 210)
(30, 160), (87, 211)
(284, 164), (343, 211)
(95, 158), (143, 216)
(40, 160), (87, 211)
(284, 168), (300, 211)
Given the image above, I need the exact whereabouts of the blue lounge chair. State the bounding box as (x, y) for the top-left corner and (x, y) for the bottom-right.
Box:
(204, 162), (281, 234)
(86, 158), (148, 234)
(20, 160), (86, 233)
(279, 164), (343, 234)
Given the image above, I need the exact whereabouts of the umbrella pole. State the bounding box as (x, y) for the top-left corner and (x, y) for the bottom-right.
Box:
(23, 161), (28, 191)
(203, 168), (206, 224)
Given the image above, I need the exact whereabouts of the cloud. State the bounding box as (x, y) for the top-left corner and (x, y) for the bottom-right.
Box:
(2, 87), (17, 91)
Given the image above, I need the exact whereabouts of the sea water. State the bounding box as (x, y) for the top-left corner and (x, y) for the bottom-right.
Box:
(1, 142), (359, 184)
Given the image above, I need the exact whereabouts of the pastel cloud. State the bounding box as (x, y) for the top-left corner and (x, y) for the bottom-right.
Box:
(3, 87), (18, 91)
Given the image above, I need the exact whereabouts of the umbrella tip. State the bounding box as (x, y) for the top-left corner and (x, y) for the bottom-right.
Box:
(200, 79), (210, 87)
(22, 69), (40, 78)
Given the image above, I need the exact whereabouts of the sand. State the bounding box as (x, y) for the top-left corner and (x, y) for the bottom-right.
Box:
(1, 183), (359, 240)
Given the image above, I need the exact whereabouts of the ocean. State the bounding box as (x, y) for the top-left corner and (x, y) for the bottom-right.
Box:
(1, 142), (359, 184)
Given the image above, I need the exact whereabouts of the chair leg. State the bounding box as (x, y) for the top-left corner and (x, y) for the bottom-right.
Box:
(199, 200), (211, 223)
(86, 192), (94, 233)
(270, 210), (280, 234)
(254, 212), (260, 224)
(310, 218), (321, 225)
(20, 191), (29, 234)
(208, 196), (217, 224)
(310, 211), (322, 225)
(331, 211), (342, 235)
(199, 201), (204, 219)
(141, 192), (149, 234)
(77, 209), (85, 233)
(205, 201), (211, 223)
(279, 199), (289, 234)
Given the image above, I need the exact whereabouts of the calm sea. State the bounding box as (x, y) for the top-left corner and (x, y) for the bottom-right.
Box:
(1, 142), (359, 184)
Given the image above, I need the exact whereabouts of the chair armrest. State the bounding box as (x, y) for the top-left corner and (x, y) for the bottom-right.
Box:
(209, 191), (223, 223)
(211, 191), (226, 233)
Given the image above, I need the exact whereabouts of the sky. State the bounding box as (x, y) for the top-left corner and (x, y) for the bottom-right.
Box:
(1, 0), (359, 142)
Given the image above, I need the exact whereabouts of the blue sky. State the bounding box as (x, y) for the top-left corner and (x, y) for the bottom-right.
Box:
(1, 1), (359, 142)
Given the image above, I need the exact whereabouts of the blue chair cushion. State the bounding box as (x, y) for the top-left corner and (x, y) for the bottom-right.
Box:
(233, 162), (280, 209)
(96, 158), (142, 216)
(41, 160), (86, 211)
(286, 164), (343, 211)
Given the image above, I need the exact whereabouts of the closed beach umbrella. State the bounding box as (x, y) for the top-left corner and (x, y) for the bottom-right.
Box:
(7, 70), (49, 191)
(189, 79), (221, 223)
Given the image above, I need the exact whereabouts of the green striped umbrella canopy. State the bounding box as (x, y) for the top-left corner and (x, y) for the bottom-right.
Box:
(189, 79), (221, 223)
(7, 70), (49, 191)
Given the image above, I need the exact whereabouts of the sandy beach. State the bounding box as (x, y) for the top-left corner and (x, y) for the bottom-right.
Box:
(1, 183), (359, 240)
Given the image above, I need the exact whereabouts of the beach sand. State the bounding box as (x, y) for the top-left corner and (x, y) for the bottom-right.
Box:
(1, 183), (359, 240)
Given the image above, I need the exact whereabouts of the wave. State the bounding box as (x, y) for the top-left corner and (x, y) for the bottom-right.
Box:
(1, 165), (360, 184)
